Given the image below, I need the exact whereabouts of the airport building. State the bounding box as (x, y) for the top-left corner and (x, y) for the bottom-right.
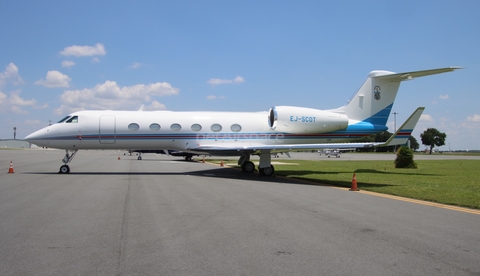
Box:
(0, 139), (33, 149)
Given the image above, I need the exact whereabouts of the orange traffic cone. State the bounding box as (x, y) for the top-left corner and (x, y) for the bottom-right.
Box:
(349, 173), (359, 191)
(220, 160), (224, 167)
(8, 161), (14, 174)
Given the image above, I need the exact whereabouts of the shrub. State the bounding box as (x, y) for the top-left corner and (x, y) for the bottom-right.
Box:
(395, 146), (417, 169)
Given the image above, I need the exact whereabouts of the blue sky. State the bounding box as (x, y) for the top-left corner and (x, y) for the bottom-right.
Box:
(1, 0), (478, 150)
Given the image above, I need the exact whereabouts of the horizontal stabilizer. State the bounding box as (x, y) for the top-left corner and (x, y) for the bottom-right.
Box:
(374, 67), (462, 81)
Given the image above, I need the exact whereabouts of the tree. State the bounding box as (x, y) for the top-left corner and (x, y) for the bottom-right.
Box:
(409, 136), (419, 151)
(374, 131), (394, 152)
(420, 128), (446, 154)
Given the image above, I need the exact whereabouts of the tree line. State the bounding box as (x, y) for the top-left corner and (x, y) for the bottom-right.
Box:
(354, 128), (446, 154)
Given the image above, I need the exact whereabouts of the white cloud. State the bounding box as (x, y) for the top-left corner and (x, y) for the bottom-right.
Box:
(91, 57), (100, 63)
(10, 90), (37, 106)
(61, 60), (76, 68)
(60, 43), (106, 57)
(0, 90), (6, 103)
(55, 80), (179, 114)
(25, 119), (41, 125)
(207, 75), (245, 85)
(439, 94), (449, 100)
(420, 114), (434, 122)
(206, 95), (226, 100)
(35, 70), (71, 88)
(130, 62), (143, 69)
(143, 100), (167, 111)
(0, 63), (24, 87)
(0, 90), (38, 114)
(467, 114), (480, 123)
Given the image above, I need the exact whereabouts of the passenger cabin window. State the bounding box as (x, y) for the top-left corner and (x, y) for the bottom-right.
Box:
(191, 123), (202, 131)
(211, 124), (222, 132)
(66, 116), (78, 123)
(128, 123), (140, 131)
(170, 123), (181, 131)
(230, 124), (242, 132)
(149, 123), (161, 131)
(57, 116), (71, 123)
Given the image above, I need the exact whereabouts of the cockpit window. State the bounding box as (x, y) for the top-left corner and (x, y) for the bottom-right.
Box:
(57, 116), (71, 123)
(66, 116), (78, 123)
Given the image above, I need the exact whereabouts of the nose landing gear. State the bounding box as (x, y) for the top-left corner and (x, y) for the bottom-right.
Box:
(59, 149), (78, 174)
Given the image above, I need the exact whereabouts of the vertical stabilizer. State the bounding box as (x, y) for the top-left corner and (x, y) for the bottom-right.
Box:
(329, 67), (461, 126)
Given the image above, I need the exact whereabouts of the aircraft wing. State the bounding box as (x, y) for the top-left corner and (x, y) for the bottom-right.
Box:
(189, 107), (424, 155)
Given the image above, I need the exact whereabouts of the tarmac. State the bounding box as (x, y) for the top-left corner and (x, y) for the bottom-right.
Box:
(1, 149), (479, 275)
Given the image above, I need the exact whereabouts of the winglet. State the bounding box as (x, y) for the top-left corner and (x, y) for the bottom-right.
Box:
(380, 107), (425, 147)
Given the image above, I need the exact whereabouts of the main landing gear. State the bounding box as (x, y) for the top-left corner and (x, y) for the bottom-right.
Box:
(259, 165), (275, 176)
(59, 149), (78, 174)
(238, 152), (275, 177)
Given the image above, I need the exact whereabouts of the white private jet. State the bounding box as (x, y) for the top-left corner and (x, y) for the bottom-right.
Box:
(25, 67), (460, 175)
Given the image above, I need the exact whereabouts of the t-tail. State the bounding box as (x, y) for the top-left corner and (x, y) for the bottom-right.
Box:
(329, 67), (461, 126)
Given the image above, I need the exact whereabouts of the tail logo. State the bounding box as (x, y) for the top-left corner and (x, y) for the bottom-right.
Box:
(373, 86), (381, 101)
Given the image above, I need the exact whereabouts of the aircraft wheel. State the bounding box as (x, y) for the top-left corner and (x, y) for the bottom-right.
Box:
(260, 165), (275, 176)
(59, 165), (70, 174)
(242, 161), (255, 173)
(185, 155), (193, 161)
(138, 156), (142, 160)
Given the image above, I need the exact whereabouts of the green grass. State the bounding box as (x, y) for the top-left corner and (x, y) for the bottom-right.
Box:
(210, 159), (480, 209)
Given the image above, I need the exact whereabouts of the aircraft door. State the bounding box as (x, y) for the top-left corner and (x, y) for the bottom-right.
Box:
(99, 115), (116, 144)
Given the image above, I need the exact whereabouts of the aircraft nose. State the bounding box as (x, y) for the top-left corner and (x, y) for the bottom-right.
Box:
(25, 128), (47, 146)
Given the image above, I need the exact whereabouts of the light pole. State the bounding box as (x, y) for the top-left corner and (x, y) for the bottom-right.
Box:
(392, 112), (399, 132)
(13, 127), (16, 140)
(392, 112), (399, 152)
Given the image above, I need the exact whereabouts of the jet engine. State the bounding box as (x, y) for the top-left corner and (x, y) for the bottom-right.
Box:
(268, 106), (348, 133)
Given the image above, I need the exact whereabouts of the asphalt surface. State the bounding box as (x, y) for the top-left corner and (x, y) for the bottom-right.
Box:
(1, 149), (479, 275)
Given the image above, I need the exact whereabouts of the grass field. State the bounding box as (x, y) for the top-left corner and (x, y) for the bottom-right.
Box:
(212, 159), (480, 209)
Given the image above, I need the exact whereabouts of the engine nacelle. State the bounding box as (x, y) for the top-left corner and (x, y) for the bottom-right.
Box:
(268, 106), (348, 133)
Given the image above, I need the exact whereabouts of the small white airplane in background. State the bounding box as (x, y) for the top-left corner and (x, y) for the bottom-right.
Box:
(25, 67), (460, 176)
(320, 149), (342, 158)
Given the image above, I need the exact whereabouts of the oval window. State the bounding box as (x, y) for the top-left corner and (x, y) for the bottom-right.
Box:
(149, 123), (161, 131)
(191, 123), (202, 131)
(211, 123), (222, 132)
(170, 123), (182, 131)
(230, 124), (242, 132)
(128, 123), (140, 131)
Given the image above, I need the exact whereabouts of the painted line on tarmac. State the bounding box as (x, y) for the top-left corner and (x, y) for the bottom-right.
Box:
(356, 190), (480, 215)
